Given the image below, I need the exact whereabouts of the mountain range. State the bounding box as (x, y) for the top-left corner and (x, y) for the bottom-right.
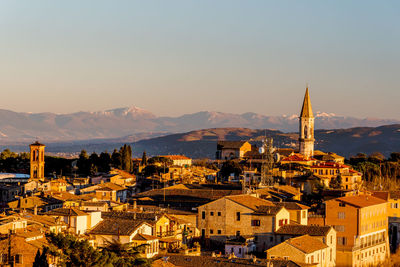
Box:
(0, 106), (398, 143)
(15, 125), (398, 159)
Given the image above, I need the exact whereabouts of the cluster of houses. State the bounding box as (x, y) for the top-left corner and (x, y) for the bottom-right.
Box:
(0, 88), (398, 267)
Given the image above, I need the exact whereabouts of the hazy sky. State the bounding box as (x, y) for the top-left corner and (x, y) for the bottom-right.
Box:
(0, 1), (399, 118)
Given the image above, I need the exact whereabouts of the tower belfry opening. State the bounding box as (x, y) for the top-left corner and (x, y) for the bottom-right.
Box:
(30, 141), (45, 181)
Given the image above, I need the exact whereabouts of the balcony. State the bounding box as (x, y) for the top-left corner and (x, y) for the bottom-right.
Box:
(157, 230), (176, 238)
(352, 239), (386, 251)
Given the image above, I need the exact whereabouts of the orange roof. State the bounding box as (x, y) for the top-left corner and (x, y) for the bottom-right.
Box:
(98, 182), (125, 191)
(335, 195), (387, 208)
(160, 155), (191, 160)
(282, 153), (315, 162)
(226, 195), (274, 211)
(275, 185), (301, 196)
(113, 169), (136, 179)
(286, 235), (327, 253)
(311, 162), (350, 169)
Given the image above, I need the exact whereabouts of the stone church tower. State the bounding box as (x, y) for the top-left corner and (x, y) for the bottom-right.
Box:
(30, 141), (45, 181)
(299, 87), (314, 158)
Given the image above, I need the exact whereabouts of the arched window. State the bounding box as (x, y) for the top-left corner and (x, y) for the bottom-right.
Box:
(304, 125), (308, 138)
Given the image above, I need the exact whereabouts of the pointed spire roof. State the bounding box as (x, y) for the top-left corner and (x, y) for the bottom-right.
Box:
(300, 86), (313, 118)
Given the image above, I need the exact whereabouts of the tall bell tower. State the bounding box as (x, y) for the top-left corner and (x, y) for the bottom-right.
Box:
(30, 141), (45, 181)
(299, 86), (314, 158)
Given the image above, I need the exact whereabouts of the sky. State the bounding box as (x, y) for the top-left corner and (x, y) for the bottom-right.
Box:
(0, 0), (399, 118)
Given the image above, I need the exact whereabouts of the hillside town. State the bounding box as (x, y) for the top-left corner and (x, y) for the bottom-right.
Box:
(0, 88), (399, 267)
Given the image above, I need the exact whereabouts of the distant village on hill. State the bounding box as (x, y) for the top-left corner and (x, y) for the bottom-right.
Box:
(1, 88), (400, 267)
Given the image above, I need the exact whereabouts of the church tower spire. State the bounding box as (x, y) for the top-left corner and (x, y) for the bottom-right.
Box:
(299, 86), (314, 158)
(300, 86), (313, 118)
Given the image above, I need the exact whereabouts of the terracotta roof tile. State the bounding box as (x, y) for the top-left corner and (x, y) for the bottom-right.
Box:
(335, 195), (387, 208)
(273, 202), (310, 211)
(89, 219), (147, 236)
(160, 155), (191, 160)
(253, 206), (283, 215)
(46, 207), (88, 217)
(286, 235), (327, 254)
(132, 233), (158, 241)
(275, 225), (332, 236)
(226, 195), (274, 211)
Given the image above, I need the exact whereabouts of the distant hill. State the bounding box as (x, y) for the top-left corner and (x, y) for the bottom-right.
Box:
(131, 125), (400, 158)
(0, 107), (398, 143)
(4, 125), (400, 159)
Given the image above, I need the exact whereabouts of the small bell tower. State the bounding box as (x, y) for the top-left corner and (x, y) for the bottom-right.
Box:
(30, 141), (45, 181)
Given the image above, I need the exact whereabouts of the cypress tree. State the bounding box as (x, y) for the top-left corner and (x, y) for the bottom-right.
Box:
(141, 151), (147, 166)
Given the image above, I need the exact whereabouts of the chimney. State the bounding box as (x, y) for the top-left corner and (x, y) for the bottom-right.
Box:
(133, 200), (137, 210)
(34, 205), (38, 215)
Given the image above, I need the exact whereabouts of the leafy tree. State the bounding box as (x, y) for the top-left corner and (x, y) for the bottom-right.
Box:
(33, 247), (49, 267)
(77, 150), (90, 176)
(111, 149), (122, 169)
(147, 156), (173, 166)
(141, 151), (148, 166)
(368, 152), (385, 164)
(104, 240), (149, 266)
(99, 151), (111, 172)
(390, 152), (400, 162)
(45, 232), (150, 267)
(0, 148), (18, 160)
(219, 160), (242, 179)
(120, 144), (133, 173)
(141, 165), (169, 177)
(329, 175), (343, 189)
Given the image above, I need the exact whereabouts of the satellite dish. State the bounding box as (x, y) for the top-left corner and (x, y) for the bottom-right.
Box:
(259, 147), (265, 154)
(274, 153), (281, 163)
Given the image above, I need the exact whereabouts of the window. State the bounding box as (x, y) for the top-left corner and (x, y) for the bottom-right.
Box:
(338, 237), (347, 245)
(339, 202), (346, 207)
(334, 225), (345, 232)
(270, 236), (273, 242)
(202, 211), (205, 220)
(1, 254), (7, 263)
(236, 231), (240, 236)
(217, 230), (221, 234)
(338, 212), (346, 219)
(231, 248), (234, 253)
(15, 254), (22, 264)
(218, 212), (221, 216)
(236, 212), (240, 221)
(238, 248), (242, 254)
(201, 229), (205, 237)
(210, 211), (214, 216)
(283, 256), (289, 260)
(251, 220), (260, 226)
(210, 229), (213, 234)
(302, 210), (306, 218)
